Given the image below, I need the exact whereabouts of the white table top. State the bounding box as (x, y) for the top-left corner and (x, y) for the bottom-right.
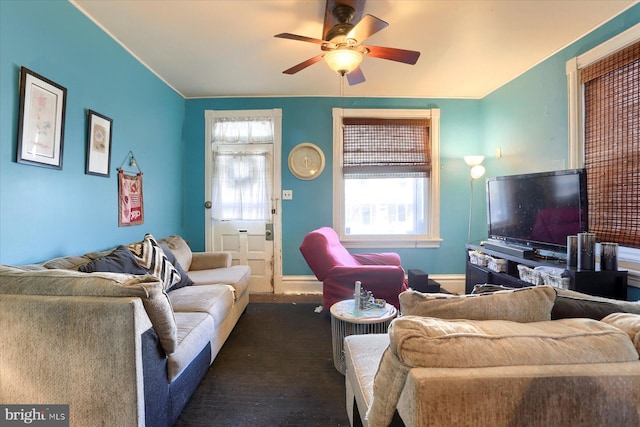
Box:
(330, 299), (397, 324)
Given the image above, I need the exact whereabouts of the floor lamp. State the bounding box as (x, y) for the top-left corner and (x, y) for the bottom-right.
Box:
(464, 156), (486, 242)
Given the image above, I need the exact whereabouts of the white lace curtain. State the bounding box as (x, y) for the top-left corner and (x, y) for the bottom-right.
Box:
(213, 117), (274, 144)
(211, 117), (273, 221)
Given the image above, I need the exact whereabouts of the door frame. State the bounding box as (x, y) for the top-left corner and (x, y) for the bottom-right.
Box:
(204, 109), (283, 293)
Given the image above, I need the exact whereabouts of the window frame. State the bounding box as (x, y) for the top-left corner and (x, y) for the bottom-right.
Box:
(566, 23), (640, 282)
(566, 23), (640, 169)
(332, 108), (441, 248)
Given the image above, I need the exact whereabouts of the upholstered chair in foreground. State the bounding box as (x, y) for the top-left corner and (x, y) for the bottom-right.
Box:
(299, 227), (407, 310)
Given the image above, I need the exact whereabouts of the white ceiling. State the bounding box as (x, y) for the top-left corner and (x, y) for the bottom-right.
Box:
(71, 0), (637, 99)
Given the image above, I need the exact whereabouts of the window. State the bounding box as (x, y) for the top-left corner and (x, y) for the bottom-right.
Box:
(332, 108), (441, 248)
(582, 41), (639, 248)
(210, 115), (275, 221)
(566, 24), (640, 275)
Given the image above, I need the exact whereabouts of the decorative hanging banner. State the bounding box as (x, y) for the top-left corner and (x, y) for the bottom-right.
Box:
(118, 170), (144, 226)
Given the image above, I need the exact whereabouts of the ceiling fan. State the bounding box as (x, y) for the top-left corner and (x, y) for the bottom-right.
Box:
(274, 0), (420, 85)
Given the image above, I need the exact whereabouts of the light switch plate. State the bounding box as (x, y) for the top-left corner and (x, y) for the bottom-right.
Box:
(283, 190), (293, 200)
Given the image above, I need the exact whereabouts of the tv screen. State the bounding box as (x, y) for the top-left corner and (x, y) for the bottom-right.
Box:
(486, 169), (588, 252)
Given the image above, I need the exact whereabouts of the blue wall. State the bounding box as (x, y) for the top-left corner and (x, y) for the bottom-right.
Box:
(482, 3), (640, 179)
(1, 0), (638, 302)
(183, 6), (639, 278)
(481, 5), (640, 228)
(479, 4), (639, 300)
(183, 97), (483, 276)
(0, 1), (186, 264)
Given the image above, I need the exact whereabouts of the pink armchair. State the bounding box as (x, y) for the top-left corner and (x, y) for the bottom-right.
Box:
(299, 227), (407, 309)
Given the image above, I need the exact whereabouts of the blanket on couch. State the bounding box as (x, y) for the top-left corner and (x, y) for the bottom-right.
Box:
(366, 315), (640, 427)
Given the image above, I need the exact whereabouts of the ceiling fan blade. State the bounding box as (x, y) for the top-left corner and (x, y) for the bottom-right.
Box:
(322, 0), (365, 40)
(282, 55), (325, 75)
(346, 66), (366, 86)
(274, 33), (327, 45)
(364, 45), (421, 65)
(347, 14), (388, 42)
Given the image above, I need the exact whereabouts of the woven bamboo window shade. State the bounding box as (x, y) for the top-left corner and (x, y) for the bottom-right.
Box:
(580, 41), (640, 248)
(342, 118), (431, 179)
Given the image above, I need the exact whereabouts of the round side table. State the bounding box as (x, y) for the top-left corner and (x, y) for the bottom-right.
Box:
(330, 299), (398, 374)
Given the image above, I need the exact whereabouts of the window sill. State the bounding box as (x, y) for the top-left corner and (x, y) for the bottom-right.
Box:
(342, 237), (442, 249)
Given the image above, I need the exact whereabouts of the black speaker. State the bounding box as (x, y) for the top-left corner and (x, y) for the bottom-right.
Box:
(408, 269), (440, 293)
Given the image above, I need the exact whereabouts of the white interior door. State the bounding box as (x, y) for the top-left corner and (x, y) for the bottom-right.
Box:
(204, 109), (282, 294)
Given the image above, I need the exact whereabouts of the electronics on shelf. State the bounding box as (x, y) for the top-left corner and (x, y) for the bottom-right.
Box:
(486, 169), (587, 255)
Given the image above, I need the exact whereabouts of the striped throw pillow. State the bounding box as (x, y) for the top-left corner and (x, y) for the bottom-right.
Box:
(128, 233), (181, 291)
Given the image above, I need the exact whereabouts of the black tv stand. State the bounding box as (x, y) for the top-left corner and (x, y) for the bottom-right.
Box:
(466, 242), (628, 300)
(483, 241), (535, 259)
(536, 248), (567, 261)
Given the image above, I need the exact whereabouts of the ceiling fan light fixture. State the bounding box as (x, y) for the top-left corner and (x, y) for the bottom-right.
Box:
(324, 48), (363, 75)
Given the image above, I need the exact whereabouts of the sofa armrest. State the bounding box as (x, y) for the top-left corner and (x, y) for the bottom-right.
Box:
(324, 265), (407, 308)
(328, 264), (406, 285)
(0, 294), (151, 427)
(352, 252), (402, 266)
(399, 363), (640, 427)
(189, 251), (232, 271)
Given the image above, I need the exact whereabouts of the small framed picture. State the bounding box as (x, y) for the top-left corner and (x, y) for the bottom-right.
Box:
(16, 67), (67, 169)
(86, 110), (113, 177)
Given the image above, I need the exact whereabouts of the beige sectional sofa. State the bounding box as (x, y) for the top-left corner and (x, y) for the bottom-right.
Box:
(0, 234), (251, 427)
(344, 286), (640, 427)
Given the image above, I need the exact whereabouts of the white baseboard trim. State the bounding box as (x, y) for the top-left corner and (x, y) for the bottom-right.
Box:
(276, 273), (639, 301)
(431, 274), (466, 295)
(278, 275), (322, 294)
(278, 274), (467, 295)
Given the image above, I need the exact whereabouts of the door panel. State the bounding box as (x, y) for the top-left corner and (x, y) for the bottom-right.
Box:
(214, 219), (273, 293)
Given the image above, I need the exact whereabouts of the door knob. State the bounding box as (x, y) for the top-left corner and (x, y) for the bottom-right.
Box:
(204, 201), (212, 209)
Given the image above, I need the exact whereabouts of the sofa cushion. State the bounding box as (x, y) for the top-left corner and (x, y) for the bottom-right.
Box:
(556, 287), (640, 315)
(187, 265), (251, 299)
(169, 284), (235, 327)
(128, 234), (181, 291)
(552, 294), (624, 320)
(42, 254), (94, 270)
(17, 264), (48, 270)
(158, 235), (193, 272)
(344, 333), (390, 424)
(472, 284), (627, 320)
(159, 243), (194, 291)
(168, 312), (215, 382)
(601, 312), (640, 354)
(78, 245), (149, 275)
(388, 315), (640, 369)
(400, 286), (556, 322)
(0, 264), (177, 355)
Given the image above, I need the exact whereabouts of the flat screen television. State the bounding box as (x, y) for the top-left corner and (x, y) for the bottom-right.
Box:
(486, 169), (588, 253)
